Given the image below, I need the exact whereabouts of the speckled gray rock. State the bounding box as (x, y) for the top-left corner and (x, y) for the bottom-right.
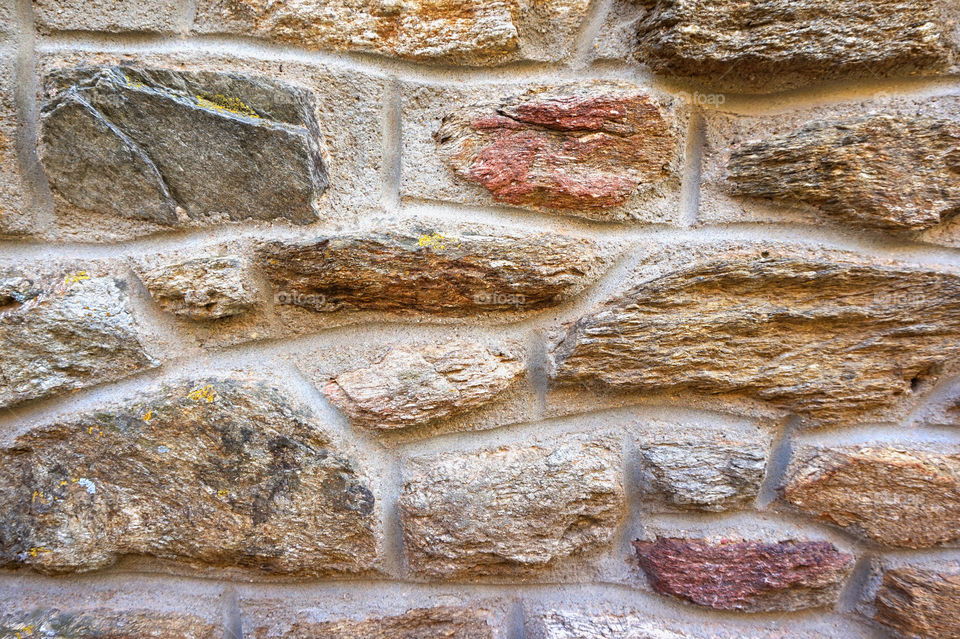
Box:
(725, 115), (960, 232)
(0, 275), (157, 409)
(33, 0), (183, 34)
(138, 255), (257, 320)
(324, 341), (525, 430)
(399, 434), (623, 578)
(247, 606), (497, 639)
(550, 244), (960, 425)
(636, 0), (958, 92)
(39, 66), (327, 227)
(0, 608), (218, 639)
(0, 377), (378, 575)
(0, 48), (27, 236)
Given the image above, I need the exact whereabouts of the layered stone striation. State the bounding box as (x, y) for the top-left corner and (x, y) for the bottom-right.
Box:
(248, 606), (496, 639)
(872, 566), (960, 639)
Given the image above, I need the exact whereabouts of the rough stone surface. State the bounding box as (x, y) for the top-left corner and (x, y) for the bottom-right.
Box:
(39, 65), (326, 228)
(435, 82), (683, 220)
(33, 0), (183, 34)
(249, 606), (496, 639)
(138, 255), (257, 320)
(0, 49), (27, 237)
(633, 537), (855, 612)
(872, 566), (960, 639)
(636, 0), (958, 92)
(725, 115), (960, 232)
(0, 275), (157, 410)
(0, 377), (378, 575)
(550, 244), (960, 425)
(781, 446), (960, 548)
(324, 340), (525, 430)
(193, 0), (589, 65)
(256, 224), (608, 316)
(399, 434), (623, 578)
(0, 608), (218, 639)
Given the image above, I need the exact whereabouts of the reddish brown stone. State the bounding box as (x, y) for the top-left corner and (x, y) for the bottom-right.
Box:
(873, 566), (960, 639)
(436, 83), (682, 217)
(633, 537), (854, 612)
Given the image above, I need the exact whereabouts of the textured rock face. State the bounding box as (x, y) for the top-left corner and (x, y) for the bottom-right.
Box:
(399, 435), (623, 577)
(436, 83), (682, 219)
(194, 0), (589, 65)
(0, 378), (378, 575)
(138, 256), (257, 320)
(781, 446), (960, 548)
(636, 0), (957, 92)
(550, 245), (960, 424)
(633, 538), (854, 612)
(0, 275), (157, 409)
(39, 66), (327, 227)
(872, 566), (960, 639)
(256, 226), (607, 315)
(324, 341), (525, 430)
(725, 115), (960, 232)
(0, 53), (27, 236)
(537, 610), (688, 639)
(250, 606), (495, 639)
(33, 0), (182, 33)
(0, 608), (218, 639)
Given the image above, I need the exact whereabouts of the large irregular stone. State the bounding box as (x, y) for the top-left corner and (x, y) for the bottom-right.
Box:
(435, 82), (684, 220)
(194, 0), (589, 66)
(871, 566), (960, 639)
(39, 66), (326, 227)
(550, 244), (960, 425)
(138, 255), (257, 320)
(399, 434), (623, 578)
(248, 606), (496, 639)
(636, 0), (958, 93)
(256, 224), (608, 316)
(0, 608), (218, 639)
(781, 446), (960, 548)
(725, 115), (960, 232)
(324, 340), (525, 430)
(0, 377), (378, 575)
(0, 275), (157, 409)
(33, 0), (182, 33)
(633, 537), (854, 612)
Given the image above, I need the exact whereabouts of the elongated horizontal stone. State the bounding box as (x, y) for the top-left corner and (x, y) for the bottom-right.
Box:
(39, 66), (326, 228)
(33, 0), (182, 33)
(248, 606), (496, 639)
(436, 82), (683, 219)
(872, 566), (960, 639)
(0, 378), (377, 575)
(0, 608), (218, 639)
(781, 446), (960, 548)
(636, 0), (958, 92)
(725, 115), (960, 232)
(324, 341), (525, 430)
(256, 225), (607, 316)
(633, 537), (854, 612)
(550, 245), (960, 424)
(0, 275), (157, 409)
(399, 434), (623, 578)
(138, 255), (257, 320)
(194, 0), (589, 66)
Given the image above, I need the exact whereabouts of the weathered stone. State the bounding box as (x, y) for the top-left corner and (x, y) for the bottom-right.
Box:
(256, 224), (608, 316)
(636, 0), (957, 93)
(0, 377), (378, 575)
(638, 439), (767, 512)
(0, 608), (218, 639)
(400, 434), (623, 578)
(781, 446), (960, 548)
(633, 537), (854, 612)
(435, 82), (683, 219)
(249, 606), (496, 639)
(725, 115), (960, 232)
(872, 566), (960, 639)
(0, 275), (39, 307)
(138, 255), (257, 320)
(324, 340), (525, 430)
(0, 48), (28, 237)
(550, 244), (960, 425)
(0, 275), (157, 409)
(33, 0), (182, 34)
(39, 65), (326, 227)
(194, 0), (589, 66)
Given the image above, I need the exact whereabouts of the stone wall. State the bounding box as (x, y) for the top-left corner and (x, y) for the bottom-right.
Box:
(1, 1), (960, 637)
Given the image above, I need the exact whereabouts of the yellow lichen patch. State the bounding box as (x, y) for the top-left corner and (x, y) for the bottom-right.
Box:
(196, 94), (260, 119)
(63, 270), (90, 285)
(14, 624), (35, 638)
(88, 425), (103, 438)
(124, 74), (146, 89)
(142, 410), (153, 422)
(417, 232), (459, 252)
(27, 547), (50, 558)
(188, 384), (217, 403)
